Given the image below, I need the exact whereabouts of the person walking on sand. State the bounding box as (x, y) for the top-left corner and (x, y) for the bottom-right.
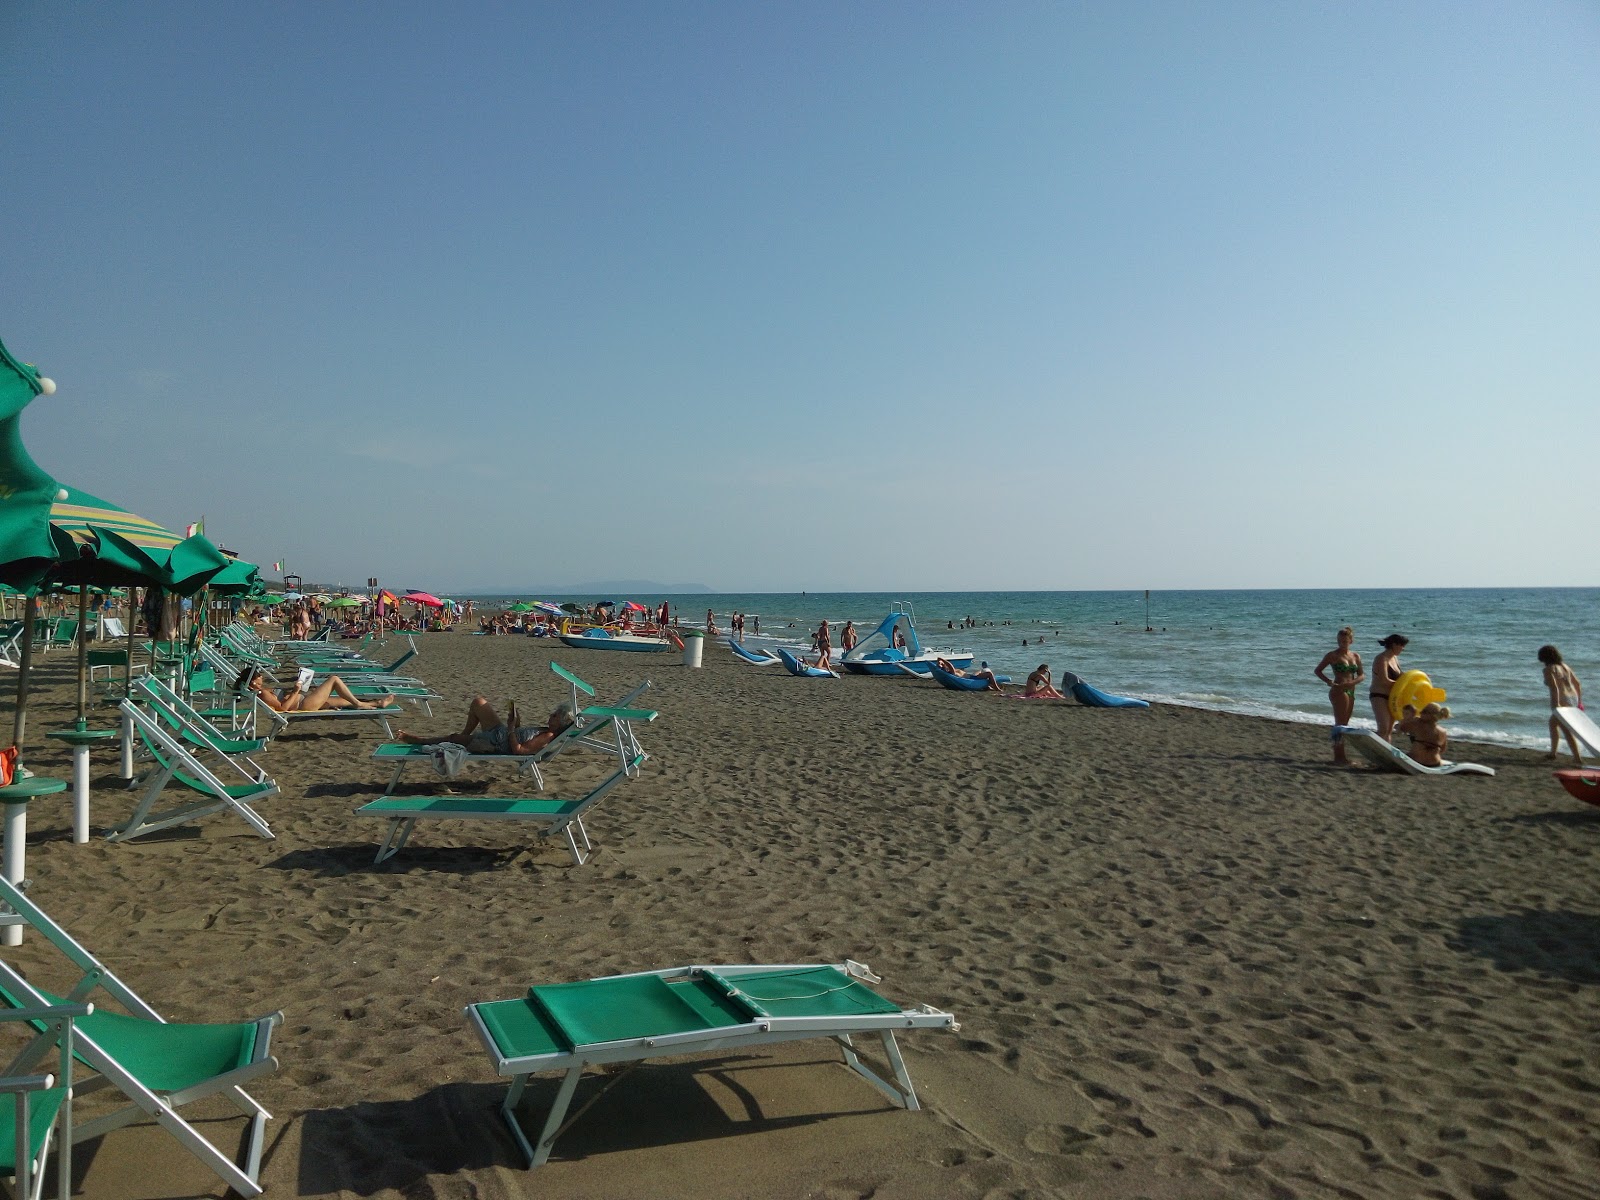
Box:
(1539, 644), (1584, 761)
(814, 619), (833, 672)
(1315, 626), (1365, 763)
(1369, 633), (1408, 743)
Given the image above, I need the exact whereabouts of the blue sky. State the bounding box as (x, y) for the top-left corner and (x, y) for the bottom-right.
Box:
(4, 2), (1596, 592)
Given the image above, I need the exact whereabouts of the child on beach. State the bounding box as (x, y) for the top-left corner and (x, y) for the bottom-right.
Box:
(1538, 645), (1584, 761)
(1396, 702), (1450, 768)
(1314, 626), (1364, 764)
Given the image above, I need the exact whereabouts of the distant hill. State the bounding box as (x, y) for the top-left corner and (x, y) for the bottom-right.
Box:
(462, 580), (714, 596)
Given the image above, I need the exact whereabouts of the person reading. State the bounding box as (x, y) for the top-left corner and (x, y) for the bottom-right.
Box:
(397, 699), (575, 755)
(238, 665), (393, 712)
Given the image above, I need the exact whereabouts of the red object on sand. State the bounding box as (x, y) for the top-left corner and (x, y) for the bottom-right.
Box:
(1554, 769), (1600, 806)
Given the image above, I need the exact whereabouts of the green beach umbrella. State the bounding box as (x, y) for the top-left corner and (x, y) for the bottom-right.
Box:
(324, 596), (363, 608)
(508, 602), (535, 613)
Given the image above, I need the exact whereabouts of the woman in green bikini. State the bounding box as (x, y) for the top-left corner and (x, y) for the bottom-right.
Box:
(1314, 626), (1364, 764)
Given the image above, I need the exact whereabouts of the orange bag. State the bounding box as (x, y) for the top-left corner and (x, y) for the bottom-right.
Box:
(0, 746), (16, 788)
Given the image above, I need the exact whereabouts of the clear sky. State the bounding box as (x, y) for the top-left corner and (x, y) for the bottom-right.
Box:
(4, 2), (1596, 592)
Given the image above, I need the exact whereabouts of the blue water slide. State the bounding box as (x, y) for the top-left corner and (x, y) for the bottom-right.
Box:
(778, 648), (835, 678)
(927, 662), (1011, 691)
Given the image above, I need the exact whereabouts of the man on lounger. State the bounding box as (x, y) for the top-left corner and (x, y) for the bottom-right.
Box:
(396, 698), (575, 755)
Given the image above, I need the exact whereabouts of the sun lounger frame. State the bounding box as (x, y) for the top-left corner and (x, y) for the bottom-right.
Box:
(1340, 728), (1495, 776)
(464, 960), (957, 1168)
(111, 700), (280, 841)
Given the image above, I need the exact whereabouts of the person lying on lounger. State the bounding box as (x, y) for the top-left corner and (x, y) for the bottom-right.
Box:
(1024, 664), (1066, 699)
(238, 666), (394, 712)
(935, 657), (1003, 692)
(396, 698), (575, 755)
(1396, 702), (1450, 768)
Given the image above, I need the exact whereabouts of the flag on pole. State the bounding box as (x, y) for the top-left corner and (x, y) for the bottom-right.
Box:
(183, 516), (206, 538)
(273, 561), (283, 572)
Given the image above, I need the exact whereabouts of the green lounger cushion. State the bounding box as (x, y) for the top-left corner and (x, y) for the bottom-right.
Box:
(0, 1084), (67, 1172)
(372, 744), (434, 759)
(711, 967), (904, 1019)
(0, 983), (261, 1093)
(530, 975), (721, 1047)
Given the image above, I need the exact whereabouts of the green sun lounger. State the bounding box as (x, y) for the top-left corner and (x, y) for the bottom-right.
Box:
(465, 960), (957, 1168)
(113, 698), (280, 841)
(0, 998), (84, 1200)
(0, 878), (281, 1198)
(355, 746), (647, 864)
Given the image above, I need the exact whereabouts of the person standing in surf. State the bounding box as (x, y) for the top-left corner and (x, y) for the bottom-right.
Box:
(1314, 626), (1365, 764)
(1369, 634), (1408, 743)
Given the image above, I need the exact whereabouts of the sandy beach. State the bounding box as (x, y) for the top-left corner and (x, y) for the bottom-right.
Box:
(4, 631), (1597, 1199)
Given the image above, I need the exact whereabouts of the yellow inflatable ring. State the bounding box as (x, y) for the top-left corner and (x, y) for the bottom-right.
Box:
(1388, 669), (1447, 720)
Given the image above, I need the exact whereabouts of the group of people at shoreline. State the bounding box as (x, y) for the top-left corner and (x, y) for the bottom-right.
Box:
(1315, 629), (1585, 767)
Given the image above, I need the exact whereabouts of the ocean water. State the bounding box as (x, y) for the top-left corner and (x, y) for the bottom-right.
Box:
(461, 589), (1599, 750)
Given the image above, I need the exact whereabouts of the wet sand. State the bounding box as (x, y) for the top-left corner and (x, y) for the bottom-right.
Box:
(5, 629), (1598, 1199)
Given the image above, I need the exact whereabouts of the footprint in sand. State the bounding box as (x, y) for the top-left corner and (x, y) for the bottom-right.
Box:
(1024, 1123), (1096, 1155)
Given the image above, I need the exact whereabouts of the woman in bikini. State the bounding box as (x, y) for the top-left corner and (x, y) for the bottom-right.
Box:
(814, 620), (833, 672)
(1396, 702), (1450, 768)
(239, 666), (392, 713)
(1538, 644), (1584, 761)
(1314, 626), (1364, 763)
(1369, 633), (1408, 743)
(1025, 664), (1066, 699)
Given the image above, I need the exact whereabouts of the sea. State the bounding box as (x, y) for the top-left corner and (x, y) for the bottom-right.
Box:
(459, 589), (1598, 751)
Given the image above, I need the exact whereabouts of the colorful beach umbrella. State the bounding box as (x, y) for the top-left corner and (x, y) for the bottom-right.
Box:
(404, 591), (444, 608)
(621, 601), (648, 613)
(533, 602), (563, 615)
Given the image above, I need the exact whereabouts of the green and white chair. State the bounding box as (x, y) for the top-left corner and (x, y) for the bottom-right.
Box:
(111, 698), (279, 841)
(0, 878), (281, 1198)
(464, 960), (957, 1168)
(0, 998), (85, 1200)
(355, 706), (657, 864)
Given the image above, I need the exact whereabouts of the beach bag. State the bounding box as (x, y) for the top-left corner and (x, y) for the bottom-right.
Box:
(0, 745), (17, 788)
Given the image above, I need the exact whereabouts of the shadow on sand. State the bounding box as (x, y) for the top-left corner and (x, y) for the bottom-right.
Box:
(1448, 911), (1600, 984)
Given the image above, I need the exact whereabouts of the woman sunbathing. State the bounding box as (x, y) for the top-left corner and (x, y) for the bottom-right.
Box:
(396, 698), (575, 755)
(1024, 664), (1066, 699)
(935, 658), (1003, 692)
(238, 666), (393, 713)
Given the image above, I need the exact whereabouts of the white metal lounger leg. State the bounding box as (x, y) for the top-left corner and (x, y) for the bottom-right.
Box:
(530, 1065), (585, 1167)
(373, 818), (417, 864)
(385, 761), (408, 796)
(560, 820), (590, 867)
(833, 1032), (920, 1111)
(500, 1074), (536, 1165)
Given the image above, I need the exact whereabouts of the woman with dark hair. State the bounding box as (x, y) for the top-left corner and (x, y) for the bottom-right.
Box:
(1539, 645), (1583, 761)
(1370, 634), (1408, 743)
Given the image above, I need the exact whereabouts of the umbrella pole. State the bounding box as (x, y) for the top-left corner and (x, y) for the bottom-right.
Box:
(75, 585), (89, 727)
(12, 593), (37, 752)
(121, 588), (136, 779)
